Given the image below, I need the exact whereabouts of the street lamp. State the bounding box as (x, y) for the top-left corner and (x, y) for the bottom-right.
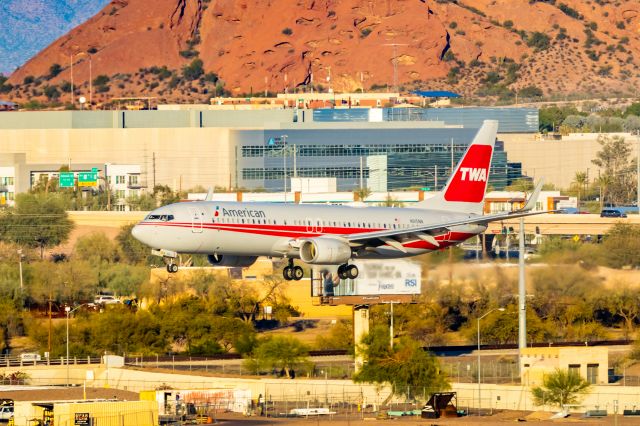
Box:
(65, 304), (90, 386)
(477, 307), (505, 415)
(70, 52), (92, 108)
(17, 249), (23, 292)
(281, 135), (288, 203)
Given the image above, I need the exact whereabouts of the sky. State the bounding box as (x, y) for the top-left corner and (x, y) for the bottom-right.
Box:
(0, 0), (109, 75)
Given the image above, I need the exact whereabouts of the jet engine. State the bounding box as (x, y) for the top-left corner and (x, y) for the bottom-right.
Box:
(207, 254), (258, 268)
(299, 238), (352, 265)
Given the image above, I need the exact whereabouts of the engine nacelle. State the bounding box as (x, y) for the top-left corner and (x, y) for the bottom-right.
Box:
(299, 238), (352, 265)
(207, 254), (258, 268)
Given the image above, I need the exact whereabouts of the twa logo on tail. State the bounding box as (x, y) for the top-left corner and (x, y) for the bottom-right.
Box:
(460, 167), (487, 182)
(444, 144), (493, 203)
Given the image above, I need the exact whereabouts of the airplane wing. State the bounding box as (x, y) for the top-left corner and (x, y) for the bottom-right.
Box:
(345, 180), (547, 244)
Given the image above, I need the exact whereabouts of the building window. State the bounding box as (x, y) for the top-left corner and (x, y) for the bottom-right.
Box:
(116, 190), (126, 199)
(587, 364), (598, 384)
(129, 175), (139, 185)
(568, 364), (580, 376)
(116, 176), (125, 184)
(7, 192), (14, 201)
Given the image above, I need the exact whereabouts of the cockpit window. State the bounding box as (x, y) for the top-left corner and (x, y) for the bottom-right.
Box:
(146, 214), (174, 221)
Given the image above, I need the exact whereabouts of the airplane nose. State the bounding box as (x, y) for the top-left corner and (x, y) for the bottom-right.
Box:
(131, 224), (147, 244)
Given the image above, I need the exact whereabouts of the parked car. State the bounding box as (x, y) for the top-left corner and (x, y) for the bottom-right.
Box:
(19, 353), (41, 362)
(0, 405), (13, 421)
(600, 209), (627, 218)
(93, 295), (121, 305)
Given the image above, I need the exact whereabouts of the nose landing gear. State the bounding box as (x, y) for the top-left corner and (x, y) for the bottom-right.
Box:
(283, 259), (304, 281)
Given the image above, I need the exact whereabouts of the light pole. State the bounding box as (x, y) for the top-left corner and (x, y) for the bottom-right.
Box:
(477, 307), (505, 415)
(17, 249), (23, 292)
(281, 135), (288, 203)
(70, 52), (92, 108)
(65, 304), (90, 386)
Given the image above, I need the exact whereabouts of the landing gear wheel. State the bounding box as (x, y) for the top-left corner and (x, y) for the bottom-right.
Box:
(283, 266), (293, 281)
(337, 264), (348, 280)
(167, 263), (178, 273)
(346, 264), (359, 279)
(292, 266), (304, 280)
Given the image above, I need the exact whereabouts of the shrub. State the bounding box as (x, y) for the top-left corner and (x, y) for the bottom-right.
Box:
(23, 76), (35, 85)
(282, 27), (293, 36)
(182, 58), (204, 81)
(527, 32), (551, 50)
(93, 75), (110, 86)
(48, 64), (62, 79)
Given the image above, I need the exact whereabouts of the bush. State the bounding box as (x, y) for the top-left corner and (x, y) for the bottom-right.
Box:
(527, 32), (550, 50)
(92, 75), (110, 86)
(182, 58), (204, 81)
(360, 28), (372, 38)
(43, 85), (60, 100)
(23, 76), (35, 85)
(48, 63), (62, 79)
(282, 27), (293, 35)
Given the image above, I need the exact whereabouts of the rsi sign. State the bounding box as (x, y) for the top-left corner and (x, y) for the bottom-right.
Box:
(459, 167), (487, 182)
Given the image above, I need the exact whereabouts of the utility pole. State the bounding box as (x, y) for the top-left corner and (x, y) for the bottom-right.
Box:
(382, 43), (408, 93)
(152, 152), (156, 190)
(518, 216), (527, 352)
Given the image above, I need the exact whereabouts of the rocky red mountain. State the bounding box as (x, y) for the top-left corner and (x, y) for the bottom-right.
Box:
(5, 0), (640, 104)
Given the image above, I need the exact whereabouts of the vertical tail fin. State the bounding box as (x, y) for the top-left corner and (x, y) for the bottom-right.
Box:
(416, 120), (498, 214)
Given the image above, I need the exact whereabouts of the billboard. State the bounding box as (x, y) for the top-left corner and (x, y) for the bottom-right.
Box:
(312, 259), (421, 298)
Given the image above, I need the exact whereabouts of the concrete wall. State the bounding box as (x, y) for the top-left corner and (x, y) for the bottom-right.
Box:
(6, 365), (640, 414)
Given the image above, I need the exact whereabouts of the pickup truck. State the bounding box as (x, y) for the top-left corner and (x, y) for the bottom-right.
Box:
(0, 405), (14, 422)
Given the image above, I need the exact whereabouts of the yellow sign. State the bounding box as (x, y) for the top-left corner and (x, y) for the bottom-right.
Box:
(573, 235), (580, 242)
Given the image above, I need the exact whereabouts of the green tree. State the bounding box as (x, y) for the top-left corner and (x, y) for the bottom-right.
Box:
(0, 193), (74, 259)
(43, 85), (60, 100)
(526, 32), (551, 50)
(572, 171), (588, 209)
(354, 327), (449, 402)
(315, 320), (354, 352)
(116, 223), (153, 265)
(592, 135), (635, 206)
(248, 335), (309, 376)
(48, 63), (62, 79)
(183, 59), (204, 81)
(531, 369), (590, 408)
(74, 232), (119, 265)
(539, 106), (580, 132)
(624, 102), (640, 117)
(601, 224), (640, 268)
(603, 284), (640, 339)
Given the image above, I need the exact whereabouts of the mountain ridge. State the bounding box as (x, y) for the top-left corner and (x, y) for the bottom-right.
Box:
(4, 0), (640, 104)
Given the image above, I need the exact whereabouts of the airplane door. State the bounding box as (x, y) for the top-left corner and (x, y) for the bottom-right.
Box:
(189, 208), (203, 233)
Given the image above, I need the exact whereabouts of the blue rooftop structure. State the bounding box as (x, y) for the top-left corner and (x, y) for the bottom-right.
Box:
(412, 90), (461, 98)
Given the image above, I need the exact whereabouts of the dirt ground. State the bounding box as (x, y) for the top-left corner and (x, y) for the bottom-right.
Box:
(214, 411), (639, 425)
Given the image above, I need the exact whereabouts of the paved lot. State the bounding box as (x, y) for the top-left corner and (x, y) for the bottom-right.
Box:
(214, 411), (639, 425)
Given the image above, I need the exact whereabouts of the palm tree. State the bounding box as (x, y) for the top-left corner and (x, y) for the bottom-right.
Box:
(572, 171), (588, 209)
(531, 369), (591, 408)
(354, 187), (371, 202)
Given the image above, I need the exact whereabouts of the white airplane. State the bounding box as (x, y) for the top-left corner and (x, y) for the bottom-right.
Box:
(132, 120), (544, 281)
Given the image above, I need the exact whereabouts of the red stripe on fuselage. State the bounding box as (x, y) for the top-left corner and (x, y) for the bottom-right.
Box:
(137, 222), (478, 250)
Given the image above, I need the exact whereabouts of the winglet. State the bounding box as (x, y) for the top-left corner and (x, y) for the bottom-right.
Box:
(521, 179), (544, 212)
(204, 187), (214, 201)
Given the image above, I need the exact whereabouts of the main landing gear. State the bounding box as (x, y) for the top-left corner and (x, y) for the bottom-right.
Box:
(166, 262), (178, 273)
(338, 263), (359, 280)
(283, 259), (304, 281)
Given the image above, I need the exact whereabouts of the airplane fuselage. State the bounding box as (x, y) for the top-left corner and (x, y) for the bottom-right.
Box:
(133, 201), (487, 260)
